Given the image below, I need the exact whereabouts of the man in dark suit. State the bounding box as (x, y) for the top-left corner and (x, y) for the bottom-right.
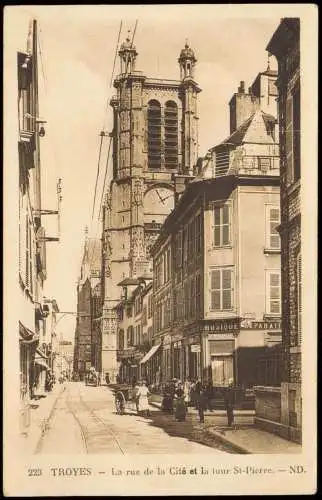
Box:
(224, 378), (235, 427)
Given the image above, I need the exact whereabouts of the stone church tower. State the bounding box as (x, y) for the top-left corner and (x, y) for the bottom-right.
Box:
(100, 36), (201, 377)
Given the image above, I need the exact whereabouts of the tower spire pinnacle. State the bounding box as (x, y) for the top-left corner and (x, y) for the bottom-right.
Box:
(178, 39), (197, 80)
(118, 29), (138, 74)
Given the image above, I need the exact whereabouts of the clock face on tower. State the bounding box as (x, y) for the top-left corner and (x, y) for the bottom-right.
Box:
(144, 187), (175, 225)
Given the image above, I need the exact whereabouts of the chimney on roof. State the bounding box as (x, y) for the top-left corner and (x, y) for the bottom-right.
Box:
(229, 80), (260, 134)
(238, 81), (245, 93)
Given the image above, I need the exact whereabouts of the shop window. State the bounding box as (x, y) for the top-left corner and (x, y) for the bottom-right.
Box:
(211, 356), (234, 387)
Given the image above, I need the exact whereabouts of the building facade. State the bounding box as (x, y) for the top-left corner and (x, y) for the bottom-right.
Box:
(254, 18), (301, 443)
(150, 68), (281, 387)
(74, 235), (102, 379)
(18, 20), (53, 433)
(114, 279), (154, 383)
(101, 36), (201, 378)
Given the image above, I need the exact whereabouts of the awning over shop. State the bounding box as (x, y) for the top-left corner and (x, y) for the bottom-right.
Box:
(35, 348), (49, 369)
(34, 358), (49, 369)
(139, 344), (161, 364)
(19, 321), (35, 341)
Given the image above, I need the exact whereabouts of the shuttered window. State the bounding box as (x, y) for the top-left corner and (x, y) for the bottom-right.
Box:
(25, 215), (29, 288)
(176, 231), (183, 269)
(266, 206), (280, 249)
(196, 214), (202, 254)
(214, 204), (231, 247)
(293, 85), (301, 182)
(266, 271), (281, 315)
(118, 329), (124, 350)
(297, 253), (302, 345)
(210, 268), (234, 311)
(286, 96), (294, 185)
(196, 274), (201, 317)
(190, 277), (195, 317)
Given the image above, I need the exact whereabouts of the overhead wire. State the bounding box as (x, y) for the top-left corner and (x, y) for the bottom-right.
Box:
(88, 19), (138, 273)
(90, 20), (123, 226)
(87, 20), (124, 271)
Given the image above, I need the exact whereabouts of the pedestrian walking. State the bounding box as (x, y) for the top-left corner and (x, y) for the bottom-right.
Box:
(224, 378), (235, 427)
(205, 379), (214, 411)
(134, 380), (140, 413)
(195, 381), (206, 423)
(161, 383), (173, 413)
(105, 372), (110, 385)
(174, 381), (186, 421)
(183, 378), (191, 410)
(136, 380), (151, 417)
(189, 379), (197, 408)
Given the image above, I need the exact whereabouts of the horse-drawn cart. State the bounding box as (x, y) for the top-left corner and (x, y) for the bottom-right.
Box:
(113, 385), (138, 415)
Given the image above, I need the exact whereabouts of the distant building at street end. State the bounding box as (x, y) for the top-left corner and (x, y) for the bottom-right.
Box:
(150, 71), (281, 386)
(56, 340), (74, 379)
(254, 18), (301, 444)
(73, 233), (102, 379)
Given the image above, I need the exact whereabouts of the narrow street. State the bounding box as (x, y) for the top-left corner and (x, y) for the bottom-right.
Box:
(36, 383), (234, 454)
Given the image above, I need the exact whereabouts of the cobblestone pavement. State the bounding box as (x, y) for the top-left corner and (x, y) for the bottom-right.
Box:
(37, 383), (237, 454)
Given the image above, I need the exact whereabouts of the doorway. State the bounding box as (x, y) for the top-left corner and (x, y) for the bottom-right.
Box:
(211, 355), (233, 386)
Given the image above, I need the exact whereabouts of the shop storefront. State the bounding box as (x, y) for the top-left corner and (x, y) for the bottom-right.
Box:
(200, 318), (240, 386)
(139, 343), (161, 384)
(34, 349), (49, 396)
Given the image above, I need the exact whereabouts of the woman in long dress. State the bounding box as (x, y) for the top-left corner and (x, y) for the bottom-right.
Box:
(137, 381), (151, 417)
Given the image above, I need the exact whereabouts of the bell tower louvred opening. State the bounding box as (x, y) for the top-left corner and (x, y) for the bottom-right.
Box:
(148, 100), (161, 170)
(165, 101), (178, 169)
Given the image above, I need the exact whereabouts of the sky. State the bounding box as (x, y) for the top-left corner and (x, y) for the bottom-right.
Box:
(5, 5), (280, 341)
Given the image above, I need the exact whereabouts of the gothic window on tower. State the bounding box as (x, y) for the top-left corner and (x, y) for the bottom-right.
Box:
(148, 100), (161, 169)
(164, 101), (178, 169)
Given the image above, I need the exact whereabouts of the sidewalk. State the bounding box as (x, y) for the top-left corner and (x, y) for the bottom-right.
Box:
(20, 383), (66, 454)
(206, 426), (302, 454)
(149, 400), (300, 454)
(149, 399), (255, 418)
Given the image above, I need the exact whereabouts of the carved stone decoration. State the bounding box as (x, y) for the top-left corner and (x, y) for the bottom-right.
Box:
(131, 226), (145, 259)
(105, 260), (111, 277)
(143, 88), (180, 101)
(144, 233), (159, 257)
(105, 189), (112, 209)
(132, 178), (144, 206)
